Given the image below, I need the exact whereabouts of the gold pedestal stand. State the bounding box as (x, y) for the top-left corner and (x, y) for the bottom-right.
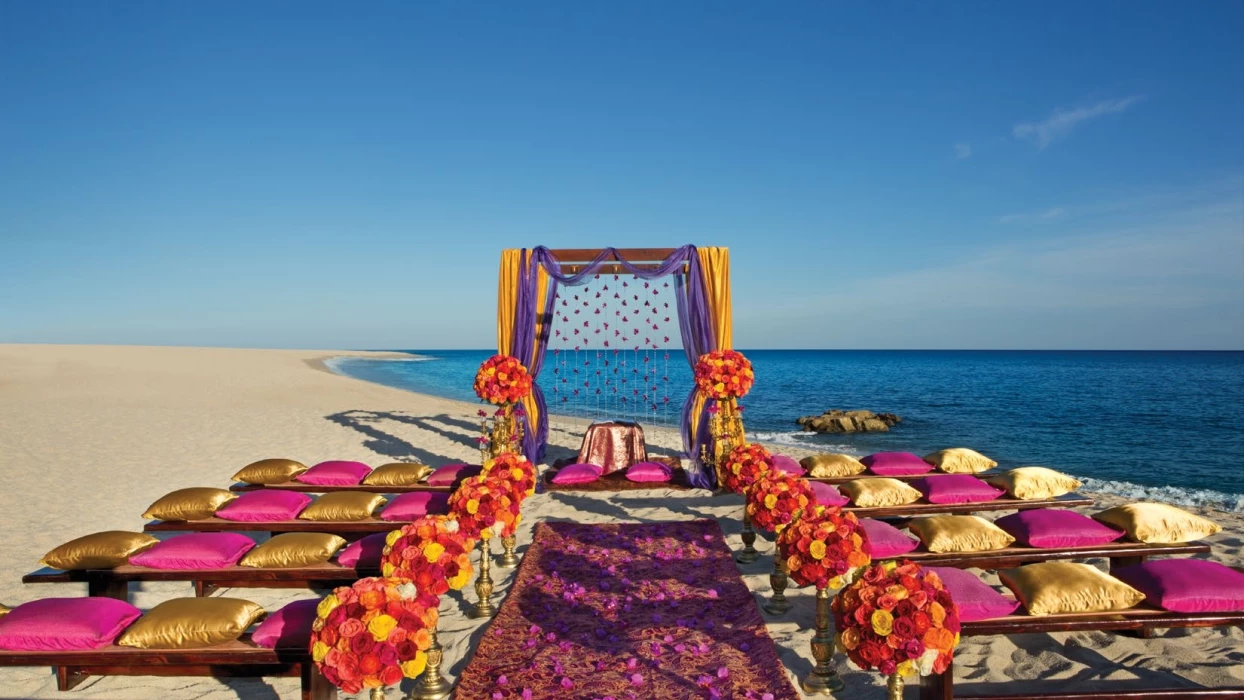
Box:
(480, 403), (525, 462)
(468, 539), (496, 619)
(762, 555), (791, 615)
(800, 587), (845, 695)
(887, 673), (905, 699)
(498, 533), (520, 568)
(409, 627), (453, 700)
(735, 510), (759, 564)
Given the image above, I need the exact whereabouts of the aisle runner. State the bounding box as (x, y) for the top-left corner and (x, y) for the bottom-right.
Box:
(455, 520), (800, 699)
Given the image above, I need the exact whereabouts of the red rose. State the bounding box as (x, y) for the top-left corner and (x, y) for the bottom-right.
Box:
(376, 642), (399, 667)
(877, 594), (899, 610)
(879, 659), (897, 676)
(856, 641), (884, 668)
(853, 603), (874, 627)
(320, 626), (339, 647)
(912, 611), (932, 634)
(892, 616), (916, 639)
(944, 614), (962, 634)
(350, 632), (375, 656)
(359, 654), (383, 676)
(341, 679), (363, 695)
(380, 664), (404, 686)
(395, 639), (419, 661)
(895, 600), (917, 619)
(900, 574), (920, 592)
(934, 653), (951, 675)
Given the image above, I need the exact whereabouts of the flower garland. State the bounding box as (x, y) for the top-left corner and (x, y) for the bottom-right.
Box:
(448, 474), (522, 541)
(481, 451), (537, 500)
(380, 515), (476, 596)
(720, 443), (774, 494)
(310, 576), (439, 694)
(777, 505), (872, 590)
(473, 354), (533, 405)
(745, 471), (813, 533)
(693, 349), (755, 400)
(831, 560), (960, 678)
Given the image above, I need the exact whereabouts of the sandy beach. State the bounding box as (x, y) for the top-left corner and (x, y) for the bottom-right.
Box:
(0, 344), (1240, 699)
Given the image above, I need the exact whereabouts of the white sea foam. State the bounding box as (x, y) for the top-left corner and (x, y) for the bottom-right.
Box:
(747, 431), (862, 455)
(323, 354), (435, 373)
(1078, 477), (1244, 513)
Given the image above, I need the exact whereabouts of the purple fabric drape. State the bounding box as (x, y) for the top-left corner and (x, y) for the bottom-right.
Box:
(505, 246), (719, 488)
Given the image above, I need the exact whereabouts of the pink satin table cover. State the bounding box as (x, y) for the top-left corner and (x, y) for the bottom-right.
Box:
(576, 421), (648, 474)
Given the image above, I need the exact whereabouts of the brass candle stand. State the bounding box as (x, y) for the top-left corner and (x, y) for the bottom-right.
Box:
(735, 510), (759, 564)
(479, 402), (526, 462)
(887, 673), (906, 700)
(762, 550), (791, 615)
(800, 586), (845, 694)
(370, 688), (386, 700)
(699, 398), (745, 487)
(498, 533), (520, 568)
(468, 539), (496, 619)
(410, 627), (453, 700)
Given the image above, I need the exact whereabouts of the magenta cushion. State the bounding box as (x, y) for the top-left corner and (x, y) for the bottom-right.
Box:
(128, 533), (255, 570)
(251, 599), (320, 649)
(810, 481), (849, 507)
(425, 463), (482, 487)
(927, 567), (1020, 621)
(296, 460), (372, 485)
(861, 452), (934, 476)
(380, 492), (450, 522)
(552, 463), (604, 485)
(772, 455), (806, 477)
(994, 509), (1125, 549)
(214, 490), (312, 522)
(0, 598), (142, 650)
(1112, 559), (1244, 613)
(914, 474), (1005, 504)
(337, 532), (389, 569)
(859, 518), (920, 558)
(626, 461), (672, 483)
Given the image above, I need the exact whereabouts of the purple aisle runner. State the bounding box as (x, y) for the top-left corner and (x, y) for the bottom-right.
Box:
(455, 520), (800, 699)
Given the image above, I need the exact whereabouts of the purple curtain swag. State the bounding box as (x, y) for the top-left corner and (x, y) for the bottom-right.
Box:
(507, 246), (718, 489)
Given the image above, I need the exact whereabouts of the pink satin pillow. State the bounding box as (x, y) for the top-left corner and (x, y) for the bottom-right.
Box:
(994, 509), (1124, 549)
(914, 475), (1005, 504)
(0, 598), (142, 650)
(1111, 559), (1244, 613)
(862, 452), (934, 476)
(296, 460), (372, 486)
(626, 462), (672, 483)
(128, 533), (255, 570)
(810, 481), (849, 507)
(214, 491), (312, 522)
(380, 492), (450, 522)
(336, 532), (389, 569)
(552, 463), (604, 485)
(772, 455), (806, 477)
(927, 567), (1020, 621)
(425, 463), (482, 487)
(251, 599), (320, 649)
(858, 518), (919, 558)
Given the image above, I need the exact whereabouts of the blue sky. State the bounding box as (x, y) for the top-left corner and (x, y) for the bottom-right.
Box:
(2, 2), (1242, 350)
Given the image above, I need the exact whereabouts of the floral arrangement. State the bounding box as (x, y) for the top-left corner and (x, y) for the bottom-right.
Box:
(448, 474), (522, 541)
(481, 451), (537, 500)
(745, 470), (813, 533)
(720, 443), (774, 494)
(473, 354), (533, 405)
(380, 515), (475, 596)
(310, 576), (440, 694)
(832, 560), (960, 677)
(777, 505), (872, 590)
(693, 349), (755, 400)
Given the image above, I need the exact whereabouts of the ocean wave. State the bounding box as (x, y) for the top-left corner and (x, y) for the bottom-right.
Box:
(324, 354), (435, 372)
(747, 431), (861, 454)
(1078, 477), (1244, 513)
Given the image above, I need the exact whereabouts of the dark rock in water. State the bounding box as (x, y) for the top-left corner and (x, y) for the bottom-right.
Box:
(796, 409), (901, 433)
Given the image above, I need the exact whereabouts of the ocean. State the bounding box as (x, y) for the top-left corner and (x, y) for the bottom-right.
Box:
(326, 350), (1244, 512)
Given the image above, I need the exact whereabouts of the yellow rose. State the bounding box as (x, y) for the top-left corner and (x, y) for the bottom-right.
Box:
(763, 493), (778, 509)
(449, 571), (471, 590)
(930, 601), (947, 626)
(368, 613), (398, 642)
(423, 542), (445, 563)
(897, 659), (919, 677)
(466, 499), (479, 515)
(400, 651), (428, 679)
(381, 562), (395, 577)
(311, 641), (329, 663)
(316, 594), (340, 620)
(809, 540), (827, 560)
(871, 608), (894, 637)
(828, 575), (845, 590)
(385, 530), (402, 547)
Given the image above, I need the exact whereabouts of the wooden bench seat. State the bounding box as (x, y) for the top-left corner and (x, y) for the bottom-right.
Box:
(22, 560), (379, 601)
(144, 517), (401, 540)
(845, 493), (1093, 519)
(0, 637), (332, 698)
(229, 481), (449, 494)
(900, 540), (1210, 572)
(919, 607), (1244, 699)
(809, 470), (1001, 485)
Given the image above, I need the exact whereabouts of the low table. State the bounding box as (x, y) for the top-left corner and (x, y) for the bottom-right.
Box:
(576, 420), (647, 473)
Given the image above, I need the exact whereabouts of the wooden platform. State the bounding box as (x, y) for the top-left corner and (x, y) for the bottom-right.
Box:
(809, 470), (1001, 485)
(901, 540), (1210, 571)
(0, 637), (331, 698)
(144, 517), (402, 541)
(846, 493), (1093, 519)
(229, 481), (449, 493)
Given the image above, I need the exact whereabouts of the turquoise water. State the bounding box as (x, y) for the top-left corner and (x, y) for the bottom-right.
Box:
(328, 350), (1244, 511)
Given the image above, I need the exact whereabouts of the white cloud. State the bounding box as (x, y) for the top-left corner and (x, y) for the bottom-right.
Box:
(998, 207), (1066, 224)
(1013, 96), (1143, 149)
(953, 143), (972, 159)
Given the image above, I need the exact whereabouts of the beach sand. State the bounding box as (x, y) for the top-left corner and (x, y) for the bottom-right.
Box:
(0, 344), (1240, 699)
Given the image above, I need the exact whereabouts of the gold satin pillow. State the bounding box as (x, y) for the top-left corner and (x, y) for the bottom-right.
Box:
(838, 478), (922, 507)
(924, 448), (997, 475)
(1093, 503), (1222, 544)
(231, 458), (308, 485)
(986, 467), (1081, 500)
(117, 598), (265, 649)
(238, 533), (347, 568)
(298, 492), (387, 522)
(1000, 562), (1145, 616)
(363, 462), (433, 486)
(0, 604), (10, 617)
(41, 531), (160, 570)
(142, 488), (238, 521)
(800, 453), (867, 478)
(908, 515), (1016, 553)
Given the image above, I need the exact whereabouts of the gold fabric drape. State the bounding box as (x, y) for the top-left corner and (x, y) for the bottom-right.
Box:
(496, 249), (544, 438)
(697, 246), (733, 350)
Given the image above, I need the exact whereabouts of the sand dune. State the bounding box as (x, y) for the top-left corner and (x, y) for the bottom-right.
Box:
(0, 344), (1239, 699)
